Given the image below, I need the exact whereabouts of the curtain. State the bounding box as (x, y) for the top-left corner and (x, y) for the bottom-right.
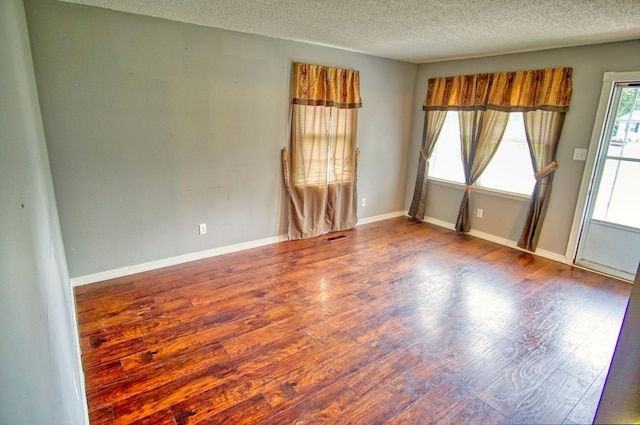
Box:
(423, 68), (573, 112)
(408, 110), (447, 220)
(517, 110), (565, 251)
(282, 63), (362, 240)
(455, 110), (509, 232)
(411, 67), (572, 247)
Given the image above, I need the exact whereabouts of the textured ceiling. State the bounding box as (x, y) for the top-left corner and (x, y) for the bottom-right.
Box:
(60, 0), (640, 63)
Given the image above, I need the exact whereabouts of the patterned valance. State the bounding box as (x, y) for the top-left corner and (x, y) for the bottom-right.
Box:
(423, 67), (572, 112)
(292, 62), (362, 109)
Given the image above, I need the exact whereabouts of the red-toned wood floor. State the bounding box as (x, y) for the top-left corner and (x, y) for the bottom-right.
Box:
(75, 217), (632, 424)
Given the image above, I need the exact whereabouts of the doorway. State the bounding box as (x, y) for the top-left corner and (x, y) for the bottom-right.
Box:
(572, 72), (640, 281)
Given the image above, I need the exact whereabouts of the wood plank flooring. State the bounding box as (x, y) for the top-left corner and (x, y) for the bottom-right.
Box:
(75, 217), (632, 424)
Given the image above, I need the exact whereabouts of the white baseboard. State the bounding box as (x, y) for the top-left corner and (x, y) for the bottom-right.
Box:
(357, 210), (407, 226)
(421, 216), (456, 230)
(70, 234), (288, 287)
(72, 210), (567, 287)
(422, 216), (569, 264)
(71, 211), (408, 287)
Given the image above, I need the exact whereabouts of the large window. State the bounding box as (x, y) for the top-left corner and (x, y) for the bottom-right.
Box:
(428, 111), (535, 196)
(295, 105), (355, 186)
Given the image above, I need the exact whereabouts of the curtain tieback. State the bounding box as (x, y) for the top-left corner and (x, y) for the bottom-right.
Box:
(465, 185), (472, 193)
(534, 161), (558, 181)
(281, 147), (291, 192)
(420, 148), (430, 162)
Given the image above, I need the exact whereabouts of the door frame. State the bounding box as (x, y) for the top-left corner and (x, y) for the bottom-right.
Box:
(566, 71), (640, 278)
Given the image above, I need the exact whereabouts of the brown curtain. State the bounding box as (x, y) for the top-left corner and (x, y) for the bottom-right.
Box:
(282, 63), (362, 240)
(517, 110), (565, 251)
(412, 67), (572, 245)
(408, 110), (447, 220)
(455, 110), (509, 232)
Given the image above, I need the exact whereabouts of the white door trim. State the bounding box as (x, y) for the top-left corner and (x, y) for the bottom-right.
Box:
(565, 71), (640, 264)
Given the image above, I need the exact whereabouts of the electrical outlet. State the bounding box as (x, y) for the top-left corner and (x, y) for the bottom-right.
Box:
(199, 223), (207, 235)
(361, 198), (366, 207)
(476, 208), (483, 218)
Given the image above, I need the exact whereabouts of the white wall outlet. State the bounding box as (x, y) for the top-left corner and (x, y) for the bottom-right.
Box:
(476, 208), (483, 218)
(199, 223), (207, 235)
(361, 198), (366, 207)
(573, 148), (588, 161)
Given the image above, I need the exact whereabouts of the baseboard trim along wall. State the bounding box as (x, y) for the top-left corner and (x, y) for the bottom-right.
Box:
(70, 211), (408, 287)
(421, 216), (570, 264)
(357, 210), (407, 226)
(70, 234), (288, 287)
(71, 210), (567, 287)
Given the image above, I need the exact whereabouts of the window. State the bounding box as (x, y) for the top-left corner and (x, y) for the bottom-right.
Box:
(285, 62), (361, 240)
(294, 105), (355, 186)
(428, 111), (535, 196)
(591, 86), (640, 228)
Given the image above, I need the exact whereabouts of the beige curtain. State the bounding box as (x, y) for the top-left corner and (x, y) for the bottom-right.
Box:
(455, 110), (510, 232)
(412, 67), (572, 244)
(282, 63), (362, 240)
(408, 110), (447, 220)
(517, 110), (565, 251)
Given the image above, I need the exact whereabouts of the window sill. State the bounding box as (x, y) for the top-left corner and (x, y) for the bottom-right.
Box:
(427, 178), (531, 202)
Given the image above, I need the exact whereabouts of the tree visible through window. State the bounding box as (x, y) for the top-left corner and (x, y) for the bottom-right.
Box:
(428, 111), (535, 196)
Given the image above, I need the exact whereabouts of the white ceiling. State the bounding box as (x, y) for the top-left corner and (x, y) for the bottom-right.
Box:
(60, 0), (640, 63)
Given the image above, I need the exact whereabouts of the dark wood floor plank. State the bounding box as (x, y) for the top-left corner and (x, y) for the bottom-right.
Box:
(127, 409), (177, 425)
(84, 360), (126, 390)
(343, 342), (429, 396)
(194, 393), (274, 425)
(78, 296), (193, 338)
(448, 398), (509, 425)
(82, 337), (148, 370)
(478, 323), (584, 416)
(565, 367), (608, 425)
(257, 381), (357, 425)
(74, 217), (632, 425)
(111, 361), (244, 424)
(89, 341), (229, 411)
(505, 369), (589, 425)
(168, 376), (269, 425)
(261, 340), (382, 411)
(88, 406), (116, 425)
(337, 361), (447, 424)
(386, 395), (440, 425)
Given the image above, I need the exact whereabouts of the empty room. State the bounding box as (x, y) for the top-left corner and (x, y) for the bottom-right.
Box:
(2, 0), (640, 424)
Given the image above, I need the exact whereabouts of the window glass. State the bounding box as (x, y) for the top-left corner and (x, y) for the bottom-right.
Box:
(428, 112), (464, 183)
(428, 111), (535, 196)
(477, 113), (535, 195)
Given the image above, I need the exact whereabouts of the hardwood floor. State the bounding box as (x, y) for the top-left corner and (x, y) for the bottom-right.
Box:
(75, 217), (632, 424)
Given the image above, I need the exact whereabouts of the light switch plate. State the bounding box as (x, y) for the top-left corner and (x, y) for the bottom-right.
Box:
(573, 148), (588, 161)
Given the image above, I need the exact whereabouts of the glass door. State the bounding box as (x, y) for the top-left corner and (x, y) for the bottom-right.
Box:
(575, 82), (640, 281)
